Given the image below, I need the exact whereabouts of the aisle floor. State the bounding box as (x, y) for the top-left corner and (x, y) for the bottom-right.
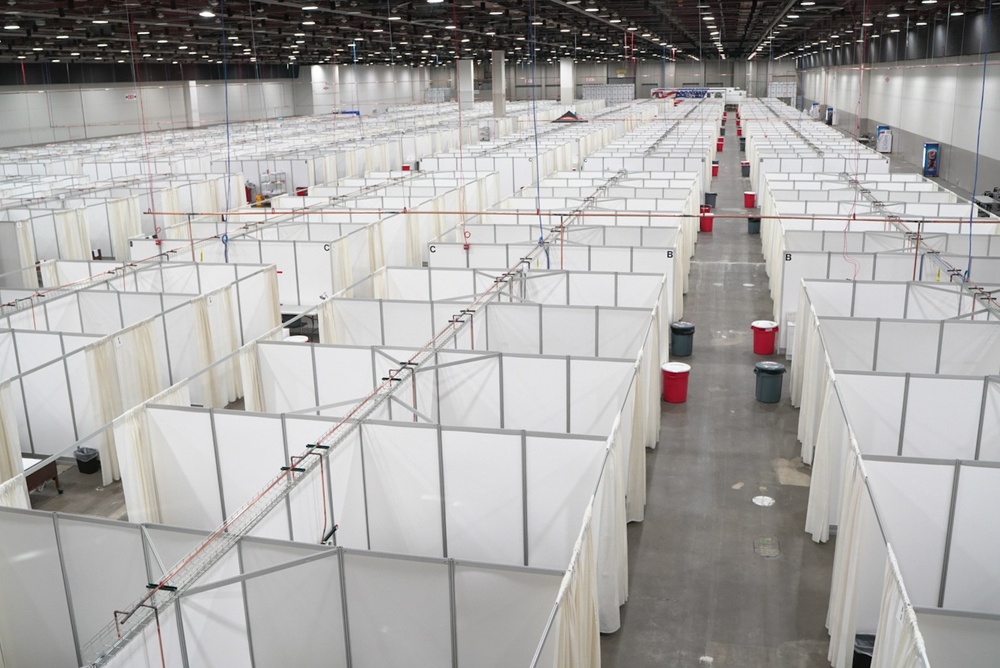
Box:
(601, 134), (836, 667)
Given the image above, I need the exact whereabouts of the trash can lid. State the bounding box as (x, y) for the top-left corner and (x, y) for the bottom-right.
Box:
(754, 361), (786, 375)
(661, 362), (691, 373)
(751, 319), (778, 329)
(670, 321), (695, 333)
(75, 446), (99, 456)
(748, 216), (761, 222)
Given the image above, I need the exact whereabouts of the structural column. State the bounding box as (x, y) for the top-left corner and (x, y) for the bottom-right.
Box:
(492, 50), (506, 117)
(559, 58), (575, 107)
(457, 58), (475, 107)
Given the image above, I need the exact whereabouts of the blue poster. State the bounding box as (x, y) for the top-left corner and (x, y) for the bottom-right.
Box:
(922, 143), (940, 177)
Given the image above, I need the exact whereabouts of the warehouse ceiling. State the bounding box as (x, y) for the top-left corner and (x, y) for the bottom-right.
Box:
(0, 0), (990, 65)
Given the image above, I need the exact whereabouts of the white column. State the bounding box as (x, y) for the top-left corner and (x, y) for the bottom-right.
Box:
(559, 58), (575, 107)
(492, 50), (506, 117)
(457, 58), (475, 106)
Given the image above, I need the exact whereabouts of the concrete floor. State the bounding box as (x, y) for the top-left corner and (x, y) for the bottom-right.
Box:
(600, 129), (836, 667)
(29, 458), (128, 520)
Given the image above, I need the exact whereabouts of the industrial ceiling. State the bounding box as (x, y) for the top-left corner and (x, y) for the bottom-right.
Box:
(0, 0), (990, 65)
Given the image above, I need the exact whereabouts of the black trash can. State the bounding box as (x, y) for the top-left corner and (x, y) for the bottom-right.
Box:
(75, 447), (101, 474)
(748, 216), (761, 234)
(739, 136), (747, 152)
(670, 321), (696, 357)
(704, 192), (718, 209)
(852, 634), (875, 668)
(719, 126), (726, 137)
(741, 160), (751, 178)
(754, 362), (786, 403)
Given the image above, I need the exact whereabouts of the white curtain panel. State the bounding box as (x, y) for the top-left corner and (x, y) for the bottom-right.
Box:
(39, 260), (60, 289)
(195, 287), (241, 408)
(115, 320), (163, 410)
(790, 287), (813, 403)
(15, 220), (39, 289)
(801, 368), (833, 466)
(263, 266), (281, 328)
(367, 224), (385, 274)
(596, 420), (628, 633)
(113, 383), (191, 524)
(552, 505), (601, 668)
(107, 198), (142, 261)
(238, 341), (265, 412)
(626, 353), (647, 523)
(0, 382), (22, 483)
(317, 297), (337, 344)
(827, 452), (868, 668)
(86, 338), (124, 486)
(805, 378), (850, 543)
(54, 209), (92, 260)
(332, 239), (353, 296)
(0, 474), (30, 509)
(870, 547), (931, 668)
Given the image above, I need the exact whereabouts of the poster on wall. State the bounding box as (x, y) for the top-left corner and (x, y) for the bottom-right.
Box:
(876, 125), (892, 153)
(922, 143), (940, 177)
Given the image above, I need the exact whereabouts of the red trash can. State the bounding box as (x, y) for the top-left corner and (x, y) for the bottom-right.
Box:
(661, 362), (691, 403)
(744, 191), (756, 208)
(751, 320), (779, 355)
(712, 162), (719, 177)
(737, 127), (743, 137)
(700, 212), (714, 232)
(717, 137), (724, 152)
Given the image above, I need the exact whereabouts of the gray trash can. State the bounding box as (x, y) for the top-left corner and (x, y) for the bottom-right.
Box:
(704, 192), (718, 208)
(741, 160), (751, 177)
(670, 321), (695, 357)
(74, 447), (101, 474)
(754, 362), (785, 403)
(719, 126), (726, 136)
(739, 136), (747, 152)
(748, 216), (761, 234)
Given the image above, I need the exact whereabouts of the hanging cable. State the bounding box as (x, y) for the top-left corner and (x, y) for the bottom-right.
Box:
(527, 0), (548, 269)
(964, 1), (992, 280)
(221, 0), (233, 263)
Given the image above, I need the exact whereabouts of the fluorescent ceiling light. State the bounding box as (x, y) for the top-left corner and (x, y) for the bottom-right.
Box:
(950, 9), (963, 15)
(887, 12), (900, 18)
(199, 10), (215, 18)
(56, 34), (69, 39)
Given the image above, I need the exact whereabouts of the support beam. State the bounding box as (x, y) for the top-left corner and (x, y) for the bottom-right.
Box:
(492, 50), (506, 118)
(457, 59), (475, 107)
(559, 58), (575, 107)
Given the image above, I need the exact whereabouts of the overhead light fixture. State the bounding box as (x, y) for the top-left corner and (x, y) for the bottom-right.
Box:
(702, 15), (714, 20)
(787, 14), (799, 19)
(950, 8), (963, 15)
(921, 0), (937, 4)
(915, 20), (928, 25)
(890, 28), (900, 32)
(388, 15), (401, 20)
(887, 11), (900, 18)
(302, 19), (315, 24)
(56, 34), (69, 39)
(609, 18), (621, 23)
(584, 6), (598, 11)
(427, 0), (444, 3)
(92, 19), (108, 24)
(862, 20), (873, 26)
(199, 9), (215, 17)
(302, 4), (319, 9)
(801, 1), (815, 4)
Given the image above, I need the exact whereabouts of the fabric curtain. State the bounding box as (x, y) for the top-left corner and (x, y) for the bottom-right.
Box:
(114, 383), (191, 524)
(827, 451), (869, 668)
(552, 505), (601, 668)
(317, 296), (338, 344)
(55, 209), (92, 260)
(194, 287), (241, 408)
(15, 220), (38, 289)
(86, 338), (123, 486)
(332, 238), (353, 296)
(367, 223), (385, 275)
(238, 341), (266, 412)
(805, 377), (851, 542)
(626, 354), (647, 522)
(39, 260), (60, 289)
(595, 419), (629, 633)
(0, 475), (30, 509)
(870, 548), (930, 668)
(263, 266), (281, 330)
(107, 198), (142, 261)
(0, 381), (22, 484)
(114, 320), (163, 410)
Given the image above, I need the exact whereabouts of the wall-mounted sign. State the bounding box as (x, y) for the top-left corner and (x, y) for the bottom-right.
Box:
(124, 93), (137, 101)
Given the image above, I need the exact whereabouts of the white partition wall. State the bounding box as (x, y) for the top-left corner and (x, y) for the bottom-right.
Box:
(0, 507), (565, 668)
